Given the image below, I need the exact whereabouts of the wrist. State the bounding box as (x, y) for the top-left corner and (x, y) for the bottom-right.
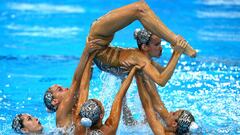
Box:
(173, 50), (182, 57)
(172, 35), (178, 46)
(83, 48), (90, 56)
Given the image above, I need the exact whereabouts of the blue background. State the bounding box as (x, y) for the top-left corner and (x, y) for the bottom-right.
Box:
(0, 0), (239, 134)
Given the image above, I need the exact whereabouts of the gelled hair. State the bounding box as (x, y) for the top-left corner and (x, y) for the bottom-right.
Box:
(12, 114), (24, 134)
(79, 99), (102, 127)
(43, 88), (57, 112)
(176, 110), (195, 134)
(134, 28), (152, 49)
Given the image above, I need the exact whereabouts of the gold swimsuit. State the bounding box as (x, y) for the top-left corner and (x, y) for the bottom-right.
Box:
(94, 46), (129, 77)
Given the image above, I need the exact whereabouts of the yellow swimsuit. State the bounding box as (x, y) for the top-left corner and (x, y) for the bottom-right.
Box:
(94, 46), (129, 77)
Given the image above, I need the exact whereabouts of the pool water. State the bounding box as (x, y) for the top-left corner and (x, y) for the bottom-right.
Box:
(0, 0), (239, 134)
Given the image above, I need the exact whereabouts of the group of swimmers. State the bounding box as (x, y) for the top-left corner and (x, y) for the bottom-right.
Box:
(12, 1), (198, 135)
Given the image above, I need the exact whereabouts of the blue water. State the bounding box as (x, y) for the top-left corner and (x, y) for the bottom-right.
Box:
(0, 0), (240, 134)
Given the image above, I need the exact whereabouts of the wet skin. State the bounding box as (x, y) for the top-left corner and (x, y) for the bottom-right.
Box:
(21, 114), (43, 134)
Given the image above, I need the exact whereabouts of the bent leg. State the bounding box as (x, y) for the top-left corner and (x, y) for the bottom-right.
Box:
(89, 1), (195, 56)
(90, 1), (176, 44)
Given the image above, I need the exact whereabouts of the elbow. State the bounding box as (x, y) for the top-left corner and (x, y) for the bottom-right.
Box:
(155, 75), (167, 87)
(160, 82), (166, 87)
(158, 79), (167, 87)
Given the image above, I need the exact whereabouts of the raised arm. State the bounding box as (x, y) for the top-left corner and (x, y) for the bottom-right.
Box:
(74, 53), (96, 119)
(56, 52), (96, 127)
(136, 73), (166, 135)
(105, 66), (138, 131)
(72, 53), (96, 135)
(127, 38), (186, 87)
(122, 49), (181, 87)
(70, 39), (102, 92)
(141, 74), (170, 124)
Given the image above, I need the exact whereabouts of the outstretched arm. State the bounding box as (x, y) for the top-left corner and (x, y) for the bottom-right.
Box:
(105, 66), (138, 132)
(123, 50), (181, 87)
(143, 51), (181, 87)
(74, 53), (95, 117)
(72, 53), (96, 134)
(136, 73), (166, 135)
(56, 52), (97, 127)
(59, 40), (102, 117)
(141, 74), (170, 124)
(124, 59), (172, 126)
(71, 39), (103, 92)
(122, 38), (187, 87)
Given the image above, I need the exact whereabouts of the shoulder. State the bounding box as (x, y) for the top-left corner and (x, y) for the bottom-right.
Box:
(126, 49), (148, 59)
(130, 49), (151, 63)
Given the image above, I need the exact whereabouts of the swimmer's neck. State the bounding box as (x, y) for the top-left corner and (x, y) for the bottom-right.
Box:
(141, 50), (152, 60)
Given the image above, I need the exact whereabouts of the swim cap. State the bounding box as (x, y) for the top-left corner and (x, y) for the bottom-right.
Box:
(80, 117), (92, 128)
(88, 129), (104, 135)
(176, 110), (195, 135)
(44, 91), (57, 112)
(12, 114), (24, 133)
(134, 28), (152, 46)
(80, 99), (102, 127)
(189, 121), (199, 133)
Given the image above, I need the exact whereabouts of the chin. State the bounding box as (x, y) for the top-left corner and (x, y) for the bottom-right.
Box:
(37, 126), (43, 133)
(155, 54), (161, 58)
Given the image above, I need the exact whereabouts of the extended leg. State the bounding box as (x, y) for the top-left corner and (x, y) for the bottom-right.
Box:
(89, 1), (176, 44)
(89, 1), (195, 57)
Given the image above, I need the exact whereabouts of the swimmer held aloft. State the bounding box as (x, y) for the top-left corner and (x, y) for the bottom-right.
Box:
(134, 28), (196, 58)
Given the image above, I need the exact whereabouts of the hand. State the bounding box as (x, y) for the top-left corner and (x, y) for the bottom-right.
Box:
(86, 39), (105, 54)
(121, 60), (133, 69)
(121, 55), (146, 70)
(135, 62), (145, 69)
(121, 56), (137, 69)
(173, 35), (187, 54)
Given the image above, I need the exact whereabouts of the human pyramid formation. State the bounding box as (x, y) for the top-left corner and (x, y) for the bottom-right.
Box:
(12, 1), (198, 135)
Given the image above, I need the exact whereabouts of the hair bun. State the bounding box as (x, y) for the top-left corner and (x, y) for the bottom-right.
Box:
(80, 117), (93, 127)
(133, 28), (152, 45)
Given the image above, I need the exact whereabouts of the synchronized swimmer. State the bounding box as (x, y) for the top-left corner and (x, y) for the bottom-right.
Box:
(12, 1), (197, 135)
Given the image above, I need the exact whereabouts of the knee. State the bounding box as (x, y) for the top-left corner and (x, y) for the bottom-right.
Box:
(135, 1), (149, 17)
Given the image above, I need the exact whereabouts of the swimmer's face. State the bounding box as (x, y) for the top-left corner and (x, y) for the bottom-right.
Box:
(147, 35), (162, 58)
(167, 110), (183, 128)
(170, 110), (183, 121)
(21, 114), (43, 134)
(49, 84), (69, 106)
(50, 84), (68, 100)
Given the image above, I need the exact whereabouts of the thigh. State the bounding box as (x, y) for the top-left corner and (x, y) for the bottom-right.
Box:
(88, 2), (142, 42)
